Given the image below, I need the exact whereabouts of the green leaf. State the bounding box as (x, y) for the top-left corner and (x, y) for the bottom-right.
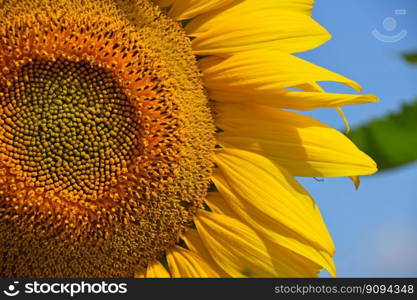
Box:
(403, 52), (417, 64)
(348, 100), (417, 170)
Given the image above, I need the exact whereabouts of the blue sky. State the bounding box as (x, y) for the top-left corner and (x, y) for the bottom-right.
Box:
(296, 0), (417, 277)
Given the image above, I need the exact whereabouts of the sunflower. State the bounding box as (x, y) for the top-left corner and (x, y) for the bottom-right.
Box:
(0, 0), (377, 278)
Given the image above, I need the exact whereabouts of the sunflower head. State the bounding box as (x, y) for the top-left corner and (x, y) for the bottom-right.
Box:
(0, 0), (215, 277)
(1, 0), (377, 279)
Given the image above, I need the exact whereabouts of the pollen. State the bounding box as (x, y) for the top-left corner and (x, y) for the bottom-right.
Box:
(0, 0), (215, 277)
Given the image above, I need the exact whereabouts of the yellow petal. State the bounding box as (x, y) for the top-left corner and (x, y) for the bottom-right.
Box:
(166, 246), (220, 278)
(205, 192), (236, 216)
(200, 50), (361, 94)
(146, 261), (171, 278)
(211, 148), (337, 274)
(279, 0), (314, 15)
(195, 210), (321, 277)
(205, 192), (327, 277)
(216, 104), (377, 177)
(195, 210), (277, 277)
(295, 82), (325, 92)
(209, 89), (378, 111)
(168, 0), (237, 20)
(186, 2), (329, 55)
(187, 0), (315, 35)
(350, 176), (361, 189)
(336, 107), (351, 133)
(182, 228), (230, 277)
(134, 260), (171, 278)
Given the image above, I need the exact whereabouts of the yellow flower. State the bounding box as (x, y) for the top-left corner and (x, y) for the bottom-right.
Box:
(0, 0), (377, 278)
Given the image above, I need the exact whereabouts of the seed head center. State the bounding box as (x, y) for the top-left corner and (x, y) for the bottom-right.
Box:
(0, 59), (141, 201)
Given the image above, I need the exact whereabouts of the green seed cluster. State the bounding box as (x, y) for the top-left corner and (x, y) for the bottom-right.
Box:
(0, 59), (141, 199)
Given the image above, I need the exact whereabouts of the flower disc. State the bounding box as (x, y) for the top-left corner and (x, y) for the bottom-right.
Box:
(0, 0), (215, 277)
